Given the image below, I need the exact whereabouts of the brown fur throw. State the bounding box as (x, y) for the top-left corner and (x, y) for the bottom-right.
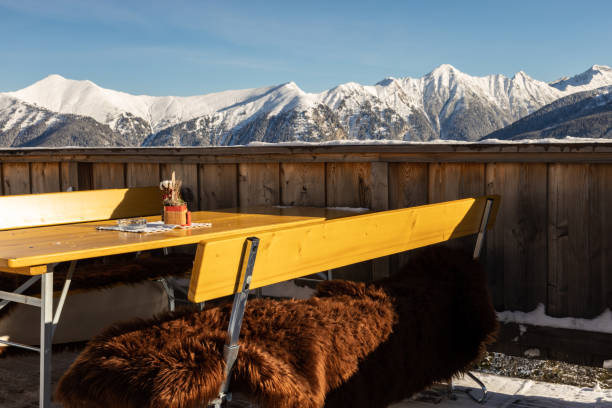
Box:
(55, 248), (497, 408)
(0, 253), (193, 319)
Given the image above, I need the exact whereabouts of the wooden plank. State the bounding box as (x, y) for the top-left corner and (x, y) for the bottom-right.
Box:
(2, 163), (30, 195)
(280, 163), (325, 207)
(326, 162), (374, 281)
(429, 163), (485, 254)
(369, 162), (390, 280)
(31, 162), (61, 193)
(92, 163), (125, 189)
(326, 162), (372, 208)
(0, 187), (161, 231)
(77, 162), (93, 190)
(238, 163), (280, 207)
(0, 208), (335, 268)
(388, 163), (429, 210)
(60, 162), (79, 191)
(388, 163), (429, 275)
(188, 196), (500, 302)
(485, 163), (547, 312)
(199, 164), (238, 210)
(3, 144), (612, 165)
(588, 164), (612, 314)
(126, 163), (160, 188)
(548, 164), (591, 318)
(428, 163), (485, 203)
(0, 265), (47, 276)
(161, 164), (199, 211)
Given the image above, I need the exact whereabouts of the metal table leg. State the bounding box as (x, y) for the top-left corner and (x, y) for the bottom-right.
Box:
(40, 271), (53, 408)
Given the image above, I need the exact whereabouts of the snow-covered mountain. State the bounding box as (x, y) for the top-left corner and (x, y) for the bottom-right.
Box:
(1, 64), (612, 147)
(484, 85), (612, 141)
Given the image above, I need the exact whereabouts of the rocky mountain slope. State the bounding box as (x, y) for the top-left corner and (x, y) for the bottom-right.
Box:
(2, 64), (612, 147)
(483, 85), (612, 140)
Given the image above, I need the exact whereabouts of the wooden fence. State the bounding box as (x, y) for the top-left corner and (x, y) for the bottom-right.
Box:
(1, 144), (611, 320)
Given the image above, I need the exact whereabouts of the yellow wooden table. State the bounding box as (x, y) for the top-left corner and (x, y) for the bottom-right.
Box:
(0, 206), (366, 408)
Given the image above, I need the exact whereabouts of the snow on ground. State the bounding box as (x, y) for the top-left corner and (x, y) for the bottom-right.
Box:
(392, 372), (612, 407)
(498, 304), (612, 334)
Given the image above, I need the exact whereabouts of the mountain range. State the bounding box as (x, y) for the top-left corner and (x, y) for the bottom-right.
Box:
(1, 64), (612, 147)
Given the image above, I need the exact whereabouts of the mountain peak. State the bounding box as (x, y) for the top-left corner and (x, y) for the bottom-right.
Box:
(429, 64), (460, 75)
(550, 64), (612, 92)
(591, 64), (611, 72)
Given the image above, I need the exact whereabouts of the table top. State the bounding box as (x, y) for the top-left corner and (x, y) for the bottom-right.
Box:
(0, 206), (367, 270)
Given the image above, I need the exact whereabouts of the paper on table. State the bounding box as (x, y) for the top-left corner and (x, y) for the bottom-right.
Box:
(97, 221), (212, 233)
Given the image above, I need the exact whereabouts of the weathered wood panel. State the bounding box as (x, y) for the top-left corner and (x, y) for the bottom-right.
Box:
(126, 163), (160, 188)
(92, 163), (125, 189)
(388, 163), (429, 210)
(60, 162), (79, 191)
(199, 164), (238, 210)
(238, 163), (280, 207)
(326, 162), (373, 208)
(280, 163), (325, 207)
(388, 163), (429, 275)
(485, 163), (548, 312)
(30, 162), (61, 193)
(588, 164), (612, 314)
(326, 162), (379, 281)
(548, 164), (591, 318)
(428, 163), (485, 255)
(77, 162), (93, 190)
(428, 163), (485, 203)
(161, 164), (199, 211)
(2, 163), (30, 195)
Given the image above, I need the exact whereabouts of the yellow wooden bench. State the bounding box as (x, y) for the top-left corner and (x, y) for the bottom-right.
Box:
(185, 195), (500, 406)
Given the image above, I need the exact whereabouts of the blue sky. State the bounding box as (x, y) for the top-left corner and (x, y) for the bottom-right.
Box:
(1, 0), (611, 95)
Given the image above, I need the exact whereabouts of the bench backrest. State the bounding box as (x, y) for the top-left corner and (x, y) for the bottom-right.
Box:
(0, 187), (161, 230)
(188, 195), (500, 303)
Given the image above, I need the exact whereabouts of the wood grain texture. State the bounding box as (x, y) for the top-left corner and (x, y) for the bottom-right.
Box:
(588, 164), (612, 315)
(238, 163), (280, 207)
(428, 163), (485, 254)
(2, 163), (30, 195)
(326, 162), (374, 281)
(60, 162), (79, 191)
(161, 163), (199, 211)
(369, 162), (390, 279)
(388, 163), (429, 275)
(280, 163), (325, 207)
(31, 162), (61, 193)
(388, 163), (429, 210)
(428, 163), (485, 203)
(3, 144), (612, 164)
(0, 186), (162, 231)
(189, 197), (496, 302)
(0, 209), (333, 268)
(486, 163), (547, 312)
(77, 162), (93, 190)
(326, 162), (372, 208)
(126, 163), (160, 187)
(200, 164), (238, 210)
(548, 164), (590, 318)
(92, 163), (125, 189)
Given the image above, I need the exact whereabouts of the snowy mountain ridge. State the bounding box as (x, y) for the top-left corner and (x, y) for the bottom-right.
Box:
(2, 64), (612, 146)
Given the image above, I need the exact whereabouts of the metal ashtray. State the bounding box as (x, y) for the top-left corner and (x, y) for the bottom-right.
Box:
(116, 217), (147, 230)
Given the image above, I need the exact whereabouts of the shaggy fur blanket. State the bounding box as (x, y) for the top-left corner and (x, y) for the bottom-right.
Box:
(55, 248), (497, 408)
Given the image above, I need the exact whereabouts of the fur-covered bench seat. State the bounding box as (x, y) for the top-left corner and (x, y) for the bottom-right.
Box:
(0, 253), (194, 351)
(56, 248), (498, 408)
